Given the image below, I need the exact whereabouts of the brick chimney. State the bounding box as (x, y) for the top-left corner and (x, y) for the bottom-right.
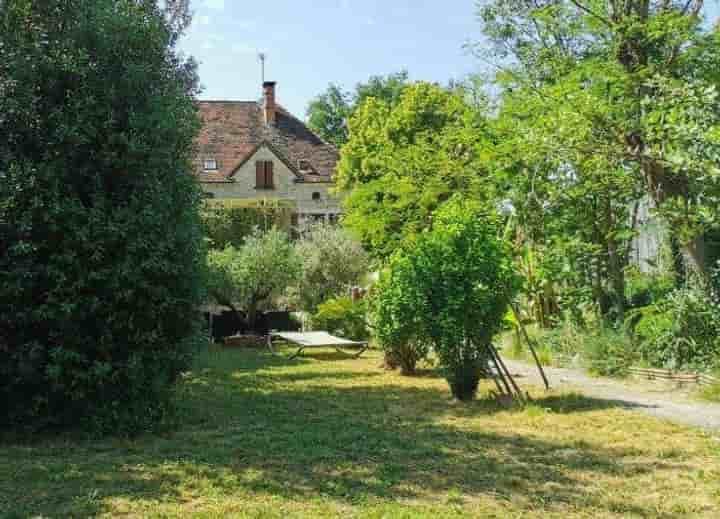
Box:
(263, 81), (277, 125)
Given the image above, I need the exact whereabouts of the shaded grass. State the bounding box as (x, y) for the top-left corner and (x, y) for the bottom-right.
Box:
(1, 347), (719, 518)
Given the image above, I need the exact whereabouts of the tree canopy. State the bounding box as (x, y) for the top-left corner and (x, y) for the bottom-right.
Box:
(306, 71), (410, 148)
(477, 0), (720, 319)
(294, 223), (369, 313)
(336, 81), (494, 260)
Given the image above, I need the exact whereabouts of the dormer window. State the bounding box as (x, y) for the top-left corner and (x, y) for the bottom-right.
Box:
(203, 158), (218, 171)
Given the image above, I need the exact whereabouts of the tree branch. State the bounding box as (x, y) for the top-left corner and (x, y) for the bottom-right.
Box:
(568, 0), (613, 27)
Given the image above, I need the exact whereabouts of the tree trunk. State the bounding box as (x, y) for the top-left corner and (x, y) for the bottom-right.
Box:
(616, 12), (711, 289)
(247, 301), (259, 333)
(606, 236), (627, 322)
(210, 290), (246, 332)
(683, 234), (709, 285)
(640, 157), (710, 285)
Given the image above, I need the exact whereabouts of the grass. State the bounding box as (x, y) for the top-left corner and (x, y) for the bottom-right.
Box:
(699, 382), (720, 403)
(1, 347), (720, 518)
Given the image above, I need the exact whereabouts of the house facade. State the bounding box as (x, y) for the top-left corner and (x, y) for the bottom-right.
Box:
(194, 81), (342, 227)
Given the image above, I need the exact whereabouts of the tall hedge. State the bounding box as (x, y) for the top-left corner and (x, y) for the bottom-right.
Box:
(0, 0), (205, 434)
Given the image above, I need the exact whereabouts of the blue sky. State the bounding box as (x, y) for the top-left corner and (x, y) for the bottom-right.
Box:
(179, 1), (720, 119)
(179, 0), (484, 118)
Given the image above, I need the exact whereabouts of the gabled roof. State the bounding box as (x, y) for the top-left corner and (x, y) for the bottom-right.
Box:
(194, 101), (339, 184)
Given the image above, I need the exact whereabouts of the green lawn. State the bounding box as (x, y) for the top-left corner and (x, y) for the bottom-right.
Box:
(1, 347), (719, 518)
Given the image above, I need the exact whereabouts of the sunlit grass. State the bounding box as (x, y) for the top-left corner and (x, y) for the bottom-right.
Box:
(699, 382), (720, 403)
(1, 346), (719, 518)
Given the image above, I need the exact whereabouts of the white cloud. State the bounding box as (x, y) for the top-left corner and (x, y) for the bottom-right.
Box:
(197, 15), (211, 26)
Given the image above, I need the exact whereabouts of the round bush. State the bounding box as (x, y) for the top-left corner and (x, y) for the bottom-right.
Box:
(312, 296), (369, 342)
(371, 255), (432, 375)
(372, 196), (518, 398)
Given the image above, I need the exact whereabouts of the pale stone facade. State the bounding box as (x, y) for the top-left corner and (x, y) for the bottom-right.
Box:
(202, 145), (342, 227)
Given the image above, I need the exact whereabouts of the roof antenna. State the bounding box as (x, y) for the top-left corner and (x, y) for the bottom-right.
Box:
(258, 52), (266, 85)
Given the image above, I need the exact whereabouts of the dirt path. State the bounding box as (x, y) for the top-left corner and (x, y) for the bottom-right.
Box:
(504, 359), (720, 431)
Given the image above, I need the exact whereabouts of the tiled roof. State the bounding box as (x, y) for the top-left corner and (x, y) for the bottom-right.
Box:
(194, 101), (339, 184)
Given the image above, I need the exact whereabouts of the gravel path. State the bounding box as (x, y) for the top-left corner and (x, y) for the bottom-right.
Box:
(504, 359), (720, 431)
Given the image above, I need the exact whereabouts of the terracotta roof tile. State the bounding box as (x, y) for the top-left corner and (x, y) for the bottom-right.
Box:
(194, 101), (339, 184)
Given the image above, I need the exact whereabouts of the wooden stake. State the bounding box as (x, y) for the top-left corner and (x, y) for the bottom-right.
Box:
(506, 296), (550, 390)
(490, 344), (525, 403)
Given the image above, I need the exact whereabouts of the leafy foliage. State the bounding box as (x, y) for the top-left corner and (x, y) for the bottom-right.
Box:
(370, 249), (435, 376)
(0, 0), (204, 433)
(206, 228), (301, 330)
(311, 296), (369, 342)
(630, 288), (720, 372)
(202, 199), (294, 250)
(306, 71), (410, 148)
(372, 198), (518, 398)
(625, 268), (676, 309)
(582, 329), (637, 377)
(337, 82), (493, 260)
(305, 84), (352, 148)
(294, 222), (369, 312)
(478, 0), (720, 292)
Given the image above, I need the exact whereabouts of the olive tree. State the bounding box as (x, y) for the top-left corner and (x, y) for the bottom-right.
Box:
(207, 228), (301, 331)
(294, 222), (369, 313)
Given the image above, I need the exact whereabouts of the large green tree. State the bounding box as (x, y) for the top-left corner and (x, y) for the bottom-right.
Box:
(0, 0), (204, 433)
(336, 82), (494, 260)
(478, 0), (720, 306)
(306, 71), (410, 148)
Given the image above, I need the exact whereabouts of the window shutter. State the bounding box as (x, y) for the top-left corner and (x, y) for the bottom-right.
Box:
(265, 161), (274, 188)
(256, 161), (264, 188)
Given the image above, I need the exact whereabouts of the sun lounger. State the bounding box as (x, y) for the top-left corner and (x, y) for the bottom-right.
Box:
(267, 331), (368, 359)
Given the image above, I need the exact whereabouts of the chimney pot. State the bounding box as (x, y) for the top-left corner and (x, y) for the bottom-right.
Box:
(263, 81), (277, 125)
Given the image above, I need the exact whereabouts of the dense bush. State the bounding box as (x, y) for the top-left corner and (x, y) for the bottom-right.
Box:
(294, 223), (369, 313)
(0, 0), (204, 434)
(373, 197), (518, 398)
(202, 199), (294, 250)
(311, 296), (369, 342)
(630, 288), (720, 372)
(371, 259), (432, 375)
(625, 269), (676, 309)
(582, 328), (637, 377)
(502, 317), (625, 372)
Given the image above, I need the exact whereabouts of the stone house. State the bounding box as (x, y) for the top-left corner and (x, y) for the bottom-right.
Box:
(194, 81), (342, 227)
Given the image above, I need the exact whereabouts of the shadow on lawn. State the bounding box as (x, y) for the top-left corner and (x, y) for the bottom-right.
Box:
(0, 351), (688, 518)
